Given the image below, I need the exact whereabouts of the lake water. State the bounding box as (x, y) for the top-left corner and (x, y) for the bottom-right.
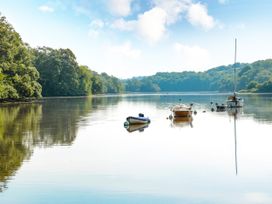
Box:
(0, 93), (272, 204)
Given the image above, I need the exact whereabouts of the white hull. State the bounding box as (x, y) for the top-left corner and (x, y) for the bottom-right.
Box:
(126, 116), (150, 124)
(227, 96), (243, 108)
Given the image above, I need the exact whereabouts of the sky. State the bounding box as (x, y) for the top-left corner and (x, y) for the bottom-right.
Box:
(0, 0), (272, 78)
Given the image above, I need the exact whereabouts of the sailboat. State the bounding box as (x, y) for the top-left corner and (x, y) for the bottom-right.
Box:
(227, 38), (244, 108)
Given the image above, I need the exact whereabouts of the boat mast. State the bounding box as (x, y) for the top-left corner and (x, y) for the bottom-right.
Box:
(234, 38), (237, 94)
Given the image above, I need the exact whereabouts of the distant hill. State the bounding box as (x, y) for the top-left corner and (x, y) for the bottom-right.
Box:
(124, 59), (272, 93)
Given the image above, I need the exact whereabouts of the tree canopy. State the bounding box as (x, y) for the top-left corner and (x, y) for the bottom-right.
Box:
(0, 14), (42, 100)
(124, 60), (272, 93)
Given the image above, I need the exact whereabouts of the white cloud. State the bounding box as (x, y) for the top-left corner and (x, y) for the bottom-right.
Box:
(107, 41), (141, 59)
(108, 0), (133, 16)
(111, 18), (136, 31)
(174, 42), (211, 70)
(111, 0), (216, 43)
(137, 7), (167, 43)
(187, 3), (215, 30)
(38, 5), (54, 13)
(153, 0), (191, 25)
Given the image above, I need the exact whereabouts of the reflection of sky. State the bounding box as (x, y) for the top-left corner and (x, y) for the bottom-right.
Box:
(1, 95), (272, 204)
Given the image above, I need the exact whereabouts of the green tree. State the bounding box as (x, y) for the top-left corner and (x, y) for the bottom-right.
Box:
(33, 47), (80, 96)
(77, 65), (93, 95)
(0, 15), (42, 100)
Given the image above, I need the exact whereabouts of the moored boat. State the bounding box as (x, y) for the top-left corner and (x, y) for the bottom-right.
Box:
(227, 94), (244, 108)
(126, 113), (151, 125)
(171, 104), (192, 117)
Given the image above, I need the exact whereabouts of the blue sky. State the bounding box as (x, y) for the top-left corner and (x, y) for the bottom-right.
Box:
(1, 0), (272, 78)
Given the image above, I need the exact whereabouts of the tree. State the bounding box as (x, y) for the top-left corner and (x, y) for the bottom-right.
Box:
(33, 47), (81, 96)
(0, 14), (42, 100)
(77, 65), (93, 95)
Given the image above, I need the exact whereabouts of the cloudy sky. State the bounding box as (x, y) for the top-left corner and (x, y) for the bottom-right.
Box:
(1, 0), (272, 78)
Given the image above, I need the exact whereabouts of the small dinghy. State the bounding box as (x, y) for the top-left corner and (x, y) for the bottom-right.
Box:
(126, 113), (151, 125)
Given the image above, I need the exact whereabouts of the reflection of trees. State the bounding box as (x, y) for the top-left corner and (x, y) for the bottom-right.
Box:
(0, 97), (97, 192)
(0, 104), (40, 192)
(242, 94), (272, 123)
(37, 98), (90, 146)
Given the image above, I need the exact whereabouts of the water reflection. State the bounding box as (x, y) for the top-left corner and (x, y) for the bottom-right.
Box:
(0, 104), (40, 192)
(227, 107), (240, 175)
(170, 116), (193, 128)
(125, 123), (149, 133)
(0, 97), (98, 192)
(123, 93), (272, 123)
(1, 93), (272, 203)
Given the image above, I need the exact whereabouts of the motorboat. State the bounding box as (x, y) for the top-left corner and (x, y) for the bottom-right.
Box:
(126, 113), (151, 125)
(171, 104), (192, 118)
(215, 103), (227, 112)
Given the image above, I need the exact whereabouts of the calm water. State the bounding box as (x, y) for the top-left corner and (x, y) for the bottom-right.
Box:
(1, 93), (272, 204)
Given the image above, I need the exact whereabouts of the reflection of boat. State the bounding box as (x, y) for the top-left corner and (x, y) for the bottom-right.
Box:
(228, 107), (239, 175)
(126, 113), (151, 124)
(125, 123), (149, 133)
(227, 106), (241, 116)
(227, 38), (244, 108)
(171, 104), (192, 117)
(171, 116), (193, 128)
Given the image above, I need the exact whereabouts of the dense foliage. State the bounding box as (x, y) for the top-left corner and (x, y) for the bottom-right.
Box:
(33, 47), (88, 96)
(0, 15), (42, 100)
(33, 47), (124, 96)
(125, 60), (272, 93)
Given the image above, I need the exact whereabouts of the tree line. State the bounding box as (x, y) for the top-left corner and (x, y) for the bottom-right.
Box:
(124, 60), (272, 93)
(0, 14), (124, 100)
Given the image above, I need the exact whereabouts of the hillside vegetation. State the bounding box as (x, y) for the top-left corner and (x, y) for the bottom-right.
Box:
(125, 60), (272, 93)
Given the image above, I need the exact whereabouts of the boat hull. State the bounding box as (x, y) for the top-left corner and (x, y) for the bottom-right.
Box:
(126, 116), (150, 124)
(227, 98), (243, 108)
(171, 104), (192, 118)
(172, 110), (192, 117)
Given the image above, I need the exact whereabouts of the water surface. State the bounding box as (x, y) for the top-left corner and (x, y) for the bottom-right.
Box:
(0, 93), (272, 204)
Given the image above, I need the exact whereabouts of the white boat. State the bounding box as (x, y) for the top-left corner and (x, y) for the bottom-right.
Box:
(227, 38), (244, 108)
(227, 94), (244, 108)
(126, 113), (151, 124)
